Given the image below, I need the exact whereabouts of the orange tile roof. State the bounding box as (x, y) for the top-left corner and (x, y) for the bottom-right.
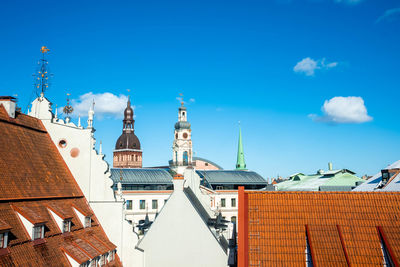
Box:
(0, 219), (12, 231)
(238, 188), (400, 267)
(0, 108), (83, 200)
(0, 108), (121, 266)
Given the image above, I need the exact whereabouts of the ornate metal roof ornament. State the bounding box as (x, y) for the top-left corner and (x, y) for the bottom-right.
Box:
(33, 46), (53, 96)
(63, 93), (74, 123)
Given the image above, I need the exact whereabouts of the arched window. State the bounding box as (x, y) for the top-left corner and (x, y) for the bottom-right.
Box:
(183, 151), (188, 166)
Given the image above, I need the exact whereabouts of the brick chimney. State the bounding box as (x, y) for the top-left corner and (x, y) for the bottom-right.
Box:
(0, 96), (17, 118)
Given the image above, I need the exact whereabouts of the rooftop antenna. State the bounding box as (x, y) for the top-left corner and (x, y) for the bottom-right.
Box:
(33, 46), (52, 96)
(63, 93), (73, 123)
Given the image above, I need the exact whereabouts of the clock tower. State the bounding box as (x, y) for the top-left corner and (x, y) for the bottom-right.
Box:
(171, 102), (193, 174)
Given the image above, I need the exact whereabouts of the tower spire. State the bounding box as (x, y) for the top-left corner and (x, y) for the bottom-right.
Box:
(236, 122), (246, 170)
(34, 46), (51, 96)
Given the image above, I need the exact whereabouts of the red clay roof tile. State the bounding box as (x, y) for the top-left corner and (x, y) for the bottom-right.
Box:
(0, 109), (121, 266)
(238, 189), (400, 267)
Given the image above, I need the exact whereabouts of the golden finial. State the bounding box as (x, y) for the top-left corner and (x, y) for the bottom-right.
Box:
(179, 93), (184, 106)
(40, 46), (50, 54)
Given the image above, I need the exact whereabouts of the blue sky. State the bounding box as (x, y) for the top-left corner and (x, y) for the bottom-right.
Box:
(1, 0), (399, 179)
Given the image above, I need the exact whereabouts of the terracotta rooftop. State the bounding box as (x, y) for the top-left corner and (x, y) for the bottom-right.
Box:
(0, 107), (121, 266)
(0, 219), (11, 231)
(238, 188), (400, 266)
(0, 105), (82, 200)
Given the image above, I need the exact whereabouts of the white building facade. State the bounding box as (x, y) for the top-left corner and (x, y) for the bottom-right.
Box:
(29, 93), (139, 266)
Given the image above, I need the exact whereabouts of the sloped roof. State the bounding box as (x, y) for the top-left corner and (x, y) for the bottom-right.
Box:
(354, 160), (400, 191)
(0, 106), (121, 266)
(196, 170), (267, 185)
(110, 168), (173, 184)
(238, 189), (400, 266)
(0, 198), (118, 266)
(276, 170), (364, 191)
(0, 106), (83, 200)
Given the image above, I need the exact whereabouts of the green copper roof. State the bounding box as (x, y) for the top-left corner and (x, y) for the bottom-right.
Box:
(236, 126), (246, 170)
(275, 169), (364, 191)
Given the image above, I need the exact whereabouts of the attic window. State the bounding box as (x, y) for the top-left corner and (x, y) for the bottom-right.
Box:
(58, 139), (67, 148)
(0, 232), (9, 248)
(84, 216), (92, 228)
(33, 224), (45, 240)
(62, 219), (71, 233)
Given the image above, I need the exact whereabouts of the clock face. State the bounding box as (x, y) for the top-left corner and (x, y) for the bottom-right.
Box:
(183, 133), (188, 139)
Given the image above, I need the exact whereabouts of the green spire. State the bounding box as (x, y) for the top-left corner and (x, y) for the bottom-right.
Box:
(236, 123), (246, 170)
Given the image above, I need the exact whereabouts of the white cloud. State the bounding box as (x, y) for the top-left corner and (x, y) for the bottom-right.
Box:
(310, 96), (372, 123)
(376, 8), (400, 23)
(65, 92), (129, 118)
(293, 57), (338, 76)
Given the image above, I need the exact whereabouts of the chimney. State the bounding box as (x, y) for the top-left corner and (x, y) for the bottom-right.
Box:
(172, 174), (185, 191)
(0, 96), (17, 118)
(328, 162), (333, 171)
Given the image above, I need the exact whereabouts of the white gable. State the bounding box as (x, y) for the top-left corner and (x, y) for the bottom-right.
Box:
(137, 179), (227, 267)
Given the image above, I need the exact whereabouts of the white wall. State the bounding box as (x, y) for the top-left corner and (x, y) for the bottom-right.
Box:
(138, 179), (227, 267)
(29, 95), (139, 267)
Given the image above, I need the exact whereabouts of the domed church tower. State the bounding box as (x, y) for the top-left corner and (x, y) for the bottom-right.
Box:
(171, 102), (193, 174)
(113, 97), (142, 168)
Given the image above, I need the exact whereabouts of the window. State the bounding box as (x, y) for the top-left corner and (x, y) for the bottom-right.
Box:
(231, 216), (236, 224)
(100, 254), (106, 266)
(63, 220), (71, 233)
(90, 258), (98, 267)
(152, 200), (158, 210)
(0, 232), (8, 248)
(58, 139), (67, 148)
(85, 216), (92, 228)
(33, 225), (44, 240)
(126, 200), (132, 210)
(231, 198), (236, 207)
(109, 250), (115, 262)
(164, 199), (168, 203)
(216, 186), (223, 190)
(221, 198), (226, 208)
(140, 200), (146, 210)
(183, 151), (188, 165)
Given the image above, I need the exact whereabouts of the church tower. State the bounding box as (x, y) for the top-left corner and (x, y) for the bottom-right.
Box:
(171, 102), (193, 174)
(113, 97), (142, 168)
(236, 124), (246, 170)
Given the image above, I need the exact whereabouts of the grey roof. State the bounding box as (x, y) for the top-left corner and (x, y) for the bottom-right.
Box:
(353, 160), (400, 191)
(110, 168), (173, 184)
(193, 157), (224, 170)
(196, 170), (267, 185)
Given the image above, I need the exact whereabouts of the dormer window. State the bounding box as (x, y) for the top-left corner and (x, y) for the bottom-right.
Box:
(33, 224), (45, 240)
(72, 206), (93, 228)
(85, 216), (92, 228)
(0, 232), (9, 248)
(63, 219), (71, 233)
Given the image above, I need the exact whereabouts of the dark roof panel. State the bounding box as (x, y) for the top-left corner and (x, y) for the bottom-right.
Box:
(110, 168), (173, 184)
(196, 170), (267, 185)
